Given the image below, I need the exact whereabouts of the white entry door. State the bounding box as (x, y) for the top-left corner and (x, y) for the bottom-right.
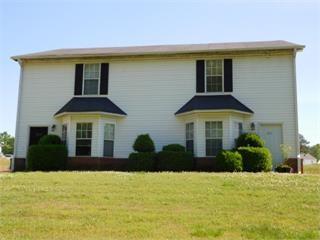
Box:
(259, 124), (283, 167)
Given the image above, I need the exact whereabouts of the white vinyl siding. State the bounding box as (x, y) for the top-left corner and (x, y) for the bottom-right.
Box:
(14, 53), (298, 159)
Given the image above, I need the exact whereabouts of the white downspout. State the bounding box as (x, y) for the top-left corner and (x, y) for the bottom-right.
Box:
(292, 49), (301, 173)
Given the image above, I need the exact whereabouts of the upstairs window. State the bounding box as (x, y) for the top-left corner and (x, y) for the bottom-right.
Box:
(206, 60), (223, 92)
(83, 64), (100, 95)
(205, 121), (223, 156)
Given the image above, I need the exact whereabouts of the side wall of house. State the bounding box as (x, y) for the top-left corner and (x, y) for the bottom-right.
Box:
(14, 53), (298, 161)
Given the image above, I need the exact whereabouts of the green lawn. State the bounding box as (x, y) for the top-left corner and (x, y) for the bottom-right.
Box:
(0, 172), (319, 240)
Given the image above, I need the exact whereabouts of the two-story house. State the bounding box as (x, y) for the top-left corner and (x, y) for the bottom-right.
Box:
(11, 40), (304, 171)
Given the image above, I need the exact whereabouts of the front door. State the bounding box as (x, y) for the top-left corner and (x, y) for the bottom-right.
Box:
(29, 127), (48, 146)
(259, 124), (283, 167)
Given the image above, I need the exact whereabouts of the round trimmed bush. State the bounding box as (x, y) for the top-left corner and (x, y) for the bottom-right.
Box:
(39, 134), (62, 145)
(27, 144), (68, 171)
(238, 147), (272, 172)
(157, 151), (193, 171)
(236, 133), (265, 148)
(133, 134), (155, 152)
(216, 150), (243, 172)
(275, 164), (292, 173)
(127, 152), (156, 171)
(162, 144), (185, 152)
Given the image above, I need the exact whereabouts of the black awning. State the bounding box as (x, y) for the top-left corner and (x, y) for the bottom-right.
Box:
(55, 97), (126, 116)
(175, 95), (253, 115)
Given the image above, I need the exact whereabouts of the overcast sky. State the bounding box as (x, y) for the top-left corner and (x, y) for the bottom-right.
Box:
(0, 0), (319, 145)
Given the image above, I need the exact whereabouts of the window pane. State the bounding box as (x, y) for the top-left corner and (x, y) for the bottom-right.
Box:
(186, 122), (194, 140)
(84, 79), (98, 95)
(62, 124), (67, 144)
(76, 139), (91, 156)
(104, 124), (115, 140)
(186, 140), (194, 154)
(84, 64), (99, 79)
(206, 139), (222, 156)
(207, 76), (222, 92)
(104, 140), (114, 157)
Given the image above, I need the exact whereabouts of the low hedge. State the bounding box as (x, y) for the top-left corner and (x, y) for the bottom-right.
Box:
(236, 133), (265, 148)
(275, 164), (292, 173)
(127, 152), (156, 171)
(157, 151), (193, 171)
(39, 134), (62, 145)
(27, 144), (68, 171)
(162, 144), (185, 152)
(238, 147), (272, 172)
(216, 150), (243, 172)
(133, 134), (155, 152)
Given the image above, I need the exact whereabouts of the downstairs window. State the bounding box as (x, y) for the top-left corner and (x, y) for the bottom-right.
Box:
(104, 123), (115, 157)
(205, 121), (223, 156)
(186, 122), (194, 154)
(76, 123), (92, 156)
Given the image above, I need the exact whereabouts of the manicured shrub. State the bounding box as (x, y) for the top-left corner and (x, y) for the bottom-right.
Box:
(238, 147), (272, 172)
(216, 150), (243, 172)
(133, 134), (155, 152)
(38, 134), (62, 145)
(275, 164), (292, 173)
(157, 151), (193, 171)
(127, 152), (156, 171)
(27, 144), (68, 171)
(162, 144), (185, 152)
(236, 133), (265, 148)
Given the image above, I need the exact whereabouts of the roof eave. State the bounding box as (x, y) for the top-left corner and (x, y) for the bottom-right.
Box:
(11, 45), (305, 61)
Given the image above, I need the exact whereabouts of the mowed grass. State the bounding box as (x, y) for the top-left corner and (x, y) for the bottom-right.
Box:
(0, 172), (319, 240)
(304, 164), (320, 175)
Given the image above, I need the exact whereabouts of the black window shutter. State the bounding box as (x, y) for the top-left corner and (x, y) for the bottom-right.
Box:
(100, 63), (109, 95)
(196, 60), (205, 93)
(224, 59), (233, 92)
(74, 64), (83, 95)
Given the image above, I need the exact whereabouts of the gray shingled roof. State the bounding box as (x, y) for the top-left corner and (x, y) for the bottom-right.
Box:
(175, 95), (254, 115)
(12, 40), (304, 60)
(55, 97), (126, 117)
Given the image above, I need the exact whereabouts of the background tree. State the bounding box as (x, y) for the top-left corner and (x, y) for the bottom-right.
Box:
(299, 134), (310, 153)
(310, 144), (320, 161)
(0, 132), (14, 155)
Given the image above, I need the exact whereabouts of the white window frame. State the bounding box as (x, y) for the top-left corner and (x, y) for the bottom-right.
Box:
(205, 121), (223, 157)
(185, 122), (194, 153)
(103, 123), (115, 157)
(205, 59), (224, 93)
(82, 63), (101, 95)
(75, 122), (93, 156)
